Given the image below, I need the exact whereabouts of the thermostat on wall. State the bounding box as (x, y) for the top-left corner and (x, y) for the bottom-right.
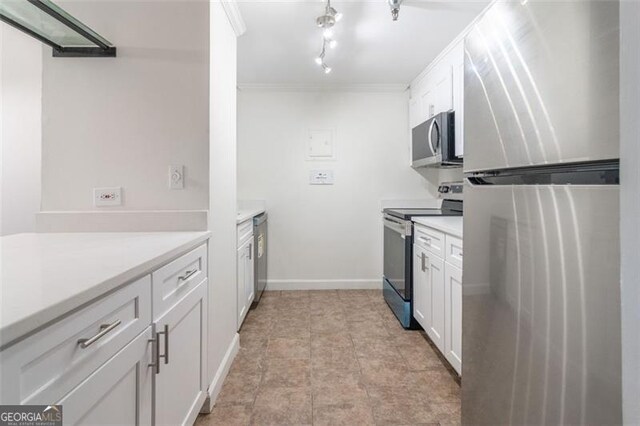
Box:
(309, 170), (334, 185)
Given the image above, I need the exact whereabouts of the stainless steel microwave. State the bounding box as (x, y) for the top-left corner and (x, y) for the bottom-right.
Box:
(411, 111), (461, 168)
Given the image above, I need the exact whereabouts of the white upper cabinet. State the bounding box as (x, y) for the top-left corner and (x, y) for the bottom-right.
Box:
(409, 38), (465, 157)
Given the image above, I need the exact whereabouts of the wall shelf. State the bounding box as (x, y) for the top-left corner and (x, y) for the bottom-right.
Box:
(0, 0), (116, 57)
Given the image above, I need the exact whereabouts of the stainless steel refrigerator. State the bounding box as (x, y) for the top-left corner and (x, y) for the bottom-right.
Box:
(462, 1), (622, 424)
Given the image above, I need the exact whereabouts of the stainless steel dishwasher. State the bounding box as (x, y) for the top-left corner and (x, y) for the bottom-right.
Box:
(251, 213), (267, 307)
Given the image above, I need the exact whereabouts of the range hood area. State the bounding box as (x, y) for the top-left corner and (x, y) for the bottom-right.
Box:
(0, 0), (115, 57)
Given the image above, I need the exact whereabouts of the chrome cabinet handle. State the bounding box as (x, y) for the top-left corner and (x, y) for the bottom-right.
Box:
(421, 252), (426, 272)
(178, 269), (198, 282)
(158, 324), (169, 365)
(150, 324), (169, 375)
(248, 243), (252, 260)
(148, 335), (160, 374)
(77, 320), (121, 348)
(419, 236), (432, 246)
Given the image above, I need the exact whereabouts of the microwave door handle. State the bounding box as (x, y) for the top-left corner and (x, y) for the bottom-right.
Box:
(427, 119), (437, 156)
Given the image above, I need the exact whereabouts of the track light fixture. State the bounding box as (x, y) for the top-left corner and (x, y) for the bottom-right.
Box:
(314, 0), (341, 74)
(389, 0), (402, 21)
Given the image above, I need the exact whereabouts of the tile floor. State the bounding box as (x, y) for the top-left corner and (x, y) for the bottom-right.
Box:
(196, 290), (460, 426)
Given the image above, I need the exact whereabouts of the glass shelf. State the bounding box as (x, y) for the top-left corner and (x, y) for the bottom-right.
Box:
(0, 0), (116, 57)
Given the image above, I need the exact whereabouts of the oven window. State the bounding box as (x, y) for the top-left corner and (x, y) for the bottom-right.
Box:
(383, 224), (409, 300)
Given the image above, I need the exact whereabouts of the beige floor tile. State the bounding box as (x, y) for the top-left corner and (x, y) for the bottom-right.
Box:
(251, 386), (312, 425)
(196, 404), (253, 426)
(266, 337), (310, 359)
(313, 401), (376, 426)
(215, 372), (262, 406)
(398, 343), (444, 371)
(210, 289), (460, 425)
(352, 337), (402, 360)
(262, 358), (311, 388)
(229, 351), (264, 375)
(311, 370), (369, 405)
(310, 331), (353, 349)
(310, 346), (360, 371)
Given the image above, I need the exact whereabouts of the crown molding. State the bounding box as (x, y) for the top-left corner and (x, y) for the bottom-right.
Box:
(410, 0), (497, 88)
(237, 83), (409, 93)
(221, 0), (246, 37)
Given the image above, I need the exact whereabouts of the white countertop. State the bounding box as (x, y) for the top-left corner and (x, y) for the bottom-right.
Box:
(412, 216), (463, 238)
(0, 232), (210, 348)
(237, 207), (265, 224)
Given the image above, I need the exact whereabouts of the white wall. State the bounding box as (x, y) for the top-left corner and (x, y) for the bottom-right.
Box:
(39, 0), (209, 212)
(0, 27), (42, 236)
(620, 1), (640, 423)
(238, 90), (458, 289)
(206, 0), (239, 406)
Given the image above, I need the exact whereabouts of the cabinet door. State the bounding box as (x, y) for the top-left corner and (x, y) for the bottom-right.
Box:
(450, 41), (465, 157)
(245, 238), (255, 310)
(237, 240), (249, 329)
(445, 263), (463, 374)
(154, 281), (207, 426)
(409, 96), (420, 129)
(412, 244), (428, 331)
(57, 328), (153, 425)
(420, 86), (436, 120)
(433, 65), (453, 114)
(427, 255), (445, 352)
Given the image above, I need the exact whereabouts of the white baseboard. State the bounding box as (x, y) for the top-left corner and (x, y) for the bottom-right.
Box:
(200, 333), (240, 413)
(266, 279), (382, 291)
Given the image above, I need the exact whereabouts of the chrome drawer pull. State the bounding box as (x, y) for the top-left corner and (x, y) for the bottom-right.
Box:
(77, 320), (121, 348)
(178, 269), (198, 282)
(159, 324), (169, 365)
(149, 324), (169, 375)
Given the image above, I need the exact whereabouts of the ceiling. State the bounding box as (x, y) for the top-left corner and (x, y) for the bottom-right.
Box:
(237, 1), (489, 86)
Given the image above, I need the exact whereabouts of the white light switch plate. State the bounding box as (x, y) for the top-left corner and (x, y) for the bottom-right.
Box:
(309, 170), (334, 185)
(94, 187), (122, 207)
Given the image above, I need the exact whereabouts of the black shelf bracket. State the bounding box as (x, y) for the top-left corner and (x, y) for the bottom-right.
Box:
(0, 0), (116, 57)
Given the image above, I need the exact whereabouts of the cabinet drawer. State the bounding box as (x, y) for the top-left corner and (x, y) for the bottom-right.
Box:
(445, 235), (463, 268)
(237, 219), (253, 246)
(152, 244), (207, 321)
(414, 225), (445, 259)
(0, 276), (151, 405)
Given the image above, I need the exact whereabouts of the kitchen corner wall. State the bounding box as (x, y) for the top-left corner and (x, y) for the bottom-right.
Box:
(238, 90), (461, 289)
(1, 28), (42, 236)
(40, 0), (209, 212)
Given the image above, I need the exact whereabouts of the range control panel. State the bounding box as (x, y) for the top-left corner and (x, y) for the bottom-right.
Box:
(438, 181), (464, 200)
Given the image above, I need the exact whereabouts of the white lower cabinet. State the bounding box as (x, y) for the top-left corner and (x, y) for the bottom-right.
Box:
(444, 262), (463, 374)
(59, 328), (153, 425)
(237, 222), (254, 330)
(154, 280), (208, 426)
(0, 243), (209, 425)
(427, 254), (445, 353)
(413, 224), (463, 375)
(413, 244), (428, 328)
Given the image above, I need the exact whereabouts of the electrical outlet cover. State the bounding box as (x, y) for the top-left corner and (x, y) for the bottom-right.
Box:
(94, 187), (122, 207)
(309, 170), (335, 185)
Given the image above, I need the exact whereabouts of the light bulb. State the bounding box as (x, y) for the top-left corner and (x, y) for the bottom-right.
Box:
(329, 39), (337, 49)
(323, 29), (333, 39)
(323, 65), (332, 74)
(315, 56), (323, 65)
(335, 12), (343, 22)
